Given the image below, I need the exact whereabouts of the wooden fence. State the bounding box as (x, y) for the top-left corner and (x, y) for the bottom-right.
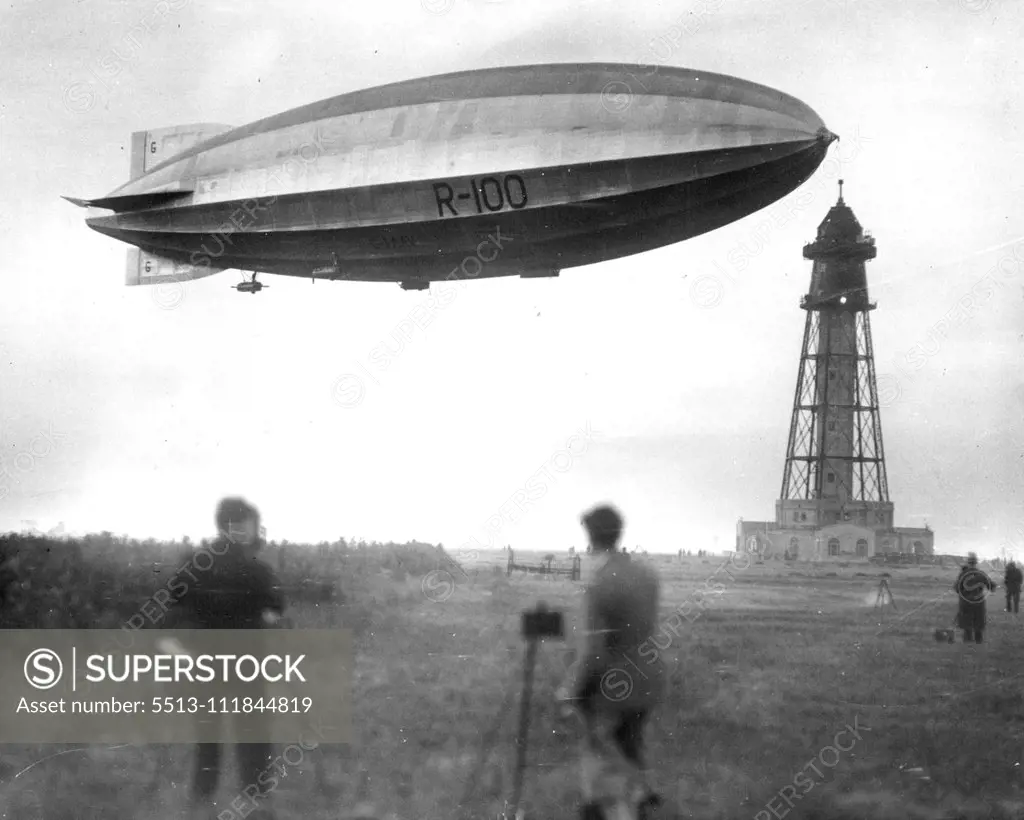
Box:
(506, 549), (581, 581)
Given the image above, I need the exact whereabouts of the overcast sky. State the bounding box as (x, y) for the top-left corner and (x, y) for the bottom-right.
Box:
(0, 0), (1021, 557)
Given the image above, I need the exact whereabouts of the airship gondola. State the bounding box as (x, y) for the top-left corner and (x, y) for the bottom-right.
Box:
(64, 63), (837, 292)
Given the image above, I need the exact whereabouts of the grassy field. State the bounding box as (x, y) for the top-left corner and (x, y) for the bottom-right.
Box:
(2, 547), (1022, 820)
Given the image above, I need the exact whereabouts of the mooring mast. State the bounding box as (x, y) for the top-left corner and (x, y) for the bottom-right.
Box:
(778, 181), (893, 546)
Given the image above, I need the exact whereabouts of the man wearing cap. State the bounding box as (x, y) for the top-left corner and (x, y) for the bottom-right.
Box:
(165, 497), (285, 820)
(559, 504), (666, 820)
(954, 553), (996, 643)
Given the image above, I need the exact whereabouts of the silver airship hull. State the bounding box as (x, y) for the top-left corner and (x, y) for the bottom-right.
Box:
(69, 63), (837, 290)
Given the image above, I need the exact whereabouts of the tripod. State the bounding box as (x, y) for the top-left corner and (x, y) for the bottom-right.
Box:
(506, 604), (564, 819)
(875, 577), (897, 610)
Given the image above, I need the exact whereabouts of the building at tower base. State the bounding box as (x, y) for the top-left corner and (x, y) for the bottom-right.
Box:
(736, 183), (935, 562)
(736, 518), (934, 561)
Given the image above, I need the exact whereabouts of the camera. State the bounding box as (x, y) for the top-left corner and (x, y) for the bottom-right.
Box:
(521, 602), (564, 639)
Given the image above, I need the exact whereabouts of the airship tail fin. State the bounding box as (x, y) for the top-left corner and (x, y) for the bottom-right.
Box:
(64, 122), (238, 214)
(125, 247), (224, 287)
(128, 122), (235, 179)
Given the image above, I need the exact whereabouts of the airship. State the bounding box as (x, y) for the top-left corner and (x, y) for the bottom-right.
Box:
(64, 62), (836, 292)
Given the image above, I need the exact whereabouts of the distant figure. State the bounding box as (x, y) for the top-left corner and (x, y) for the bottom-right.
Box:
(954, 553), (996, 643)
(168, 497), (284, 820)
(559, 504), (664, 820)
(1005, 561), (1022, 614)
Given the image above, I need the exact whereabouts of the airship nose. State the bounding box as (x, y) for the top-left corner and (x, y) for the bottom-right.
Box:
(816, 127), (838, 145)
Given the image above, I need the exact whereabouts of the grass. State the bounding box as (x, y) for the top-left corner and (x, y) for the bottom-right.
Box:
(1, 548), (1022, 819)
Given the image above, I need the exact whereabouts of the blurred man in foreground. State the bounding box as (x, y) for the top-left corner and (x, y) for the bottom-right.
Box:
(559, 504), (666, 820)
(954, 553), (996, 644)
(165, 497), (285, 820)
(1004, 561), (1022, 614)
(0, 550), (18, 608)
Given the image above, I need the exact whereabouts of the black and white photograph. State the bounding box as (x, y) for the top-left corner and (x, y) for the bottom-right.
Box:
(1, 0), (1022, 817)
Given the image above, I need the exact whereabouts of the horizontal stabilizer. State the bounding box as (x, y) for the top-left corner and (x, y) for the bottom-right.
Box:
(62, 189), (193, 213)
(126, 247), (224, 286)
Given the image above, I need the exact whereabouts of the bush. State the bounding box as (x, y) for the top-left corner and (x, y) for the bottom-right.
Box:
(0, 533), (447, 628)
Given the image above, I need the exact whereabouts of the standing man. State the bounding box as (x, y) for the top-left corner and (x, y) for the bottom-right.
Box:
(167, 497), (285, 820)
(559, 504), (666, 820)
(1004, 561), (1022, 614)
(954, 553), (996, 644)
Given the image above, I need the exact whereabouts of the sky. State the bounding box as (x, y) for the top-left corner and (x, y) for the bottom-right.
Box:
(0, 0), (1021, 558)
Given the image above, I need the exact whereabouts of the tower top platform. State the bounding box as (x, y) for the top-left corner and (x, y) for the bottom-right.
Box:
(801, 181), (877, 310)
(803, 180), (877, 262)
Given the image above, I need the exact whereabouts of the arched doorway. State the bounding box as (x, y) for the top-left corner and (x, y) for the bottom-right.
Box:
(856, 538), (868, 557)
(913, 540), (925, 555)
(828, 538), (840, 557)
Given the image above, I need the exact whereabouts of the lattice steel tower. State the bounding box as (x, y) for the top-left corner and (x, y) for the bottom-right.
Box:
(777, 181), (894, 532)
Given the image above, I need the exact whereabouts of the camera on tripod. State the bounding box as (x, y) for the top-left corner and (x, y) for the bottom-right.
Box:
(521, 601), (564, 639)
(508, 602), (567, 818)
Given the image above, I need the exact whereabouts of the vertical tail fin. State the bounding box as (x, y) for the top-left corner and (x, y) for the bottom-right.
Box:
(124, 122), (234, 286)
(126, 247), (223, 286)
(128, 122), (234, 180)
